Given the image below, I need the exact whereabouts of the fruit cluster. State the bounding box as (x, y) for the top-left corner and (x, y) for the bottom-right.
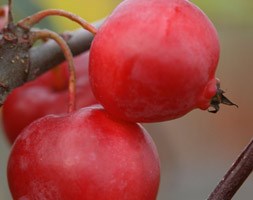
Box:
(1, 0), (235, 199)
(2, 51), (97, 144)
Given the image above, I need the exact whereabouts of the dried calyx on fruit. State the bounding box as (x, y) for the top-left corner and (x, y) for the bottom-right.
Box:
(209, 80), (238, 113)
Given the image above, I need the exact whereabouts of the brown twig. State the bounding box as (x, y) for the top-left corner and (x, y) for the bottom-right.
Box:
(27, 19), (103, 81)
(207, 138), (253, 200)
(7, 0), (13, 24)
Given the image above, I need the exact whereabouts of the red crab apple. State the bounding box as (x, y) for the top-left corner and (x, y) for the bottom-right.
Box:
(7, 105), (160, 200)
(2, 51), (97, 144)
(0, 5), (8, 29)
(89, 0), (222, 122)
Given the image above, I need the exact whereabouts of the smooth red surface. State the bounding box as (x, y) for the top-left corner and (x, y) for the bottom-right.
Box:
(2, 51), (97, 144)
(8, 105), (160, 200)
(89, 0), (220, 122)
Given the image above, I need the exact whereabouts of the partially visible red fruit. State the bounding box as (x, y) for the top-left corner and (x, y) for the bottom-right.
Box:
(0, 5), (8, 29)
(8, 105), (160, 200)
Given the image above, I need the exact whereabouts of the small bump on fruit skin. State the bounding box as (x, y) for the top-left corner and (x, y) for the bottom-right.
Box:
(7, 105), (160, 200)
(89, 0), (220, 122)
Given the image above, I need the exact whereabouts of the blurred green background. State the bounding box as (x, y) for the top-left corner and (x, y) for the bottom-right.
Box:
(0, 0), (253, 199)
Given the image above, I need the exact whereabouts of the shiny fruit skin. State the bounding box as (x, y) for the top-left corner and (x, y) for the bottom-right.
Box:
(7, 106), (160, 200)
(2, 51), (97, 144)
(89, 0), (220, 122)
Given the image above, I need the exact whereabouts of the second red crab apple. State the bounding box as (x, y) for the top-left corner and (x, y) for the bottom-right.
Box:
(2, 51), (97, 144)
(8, 105), (160, 200)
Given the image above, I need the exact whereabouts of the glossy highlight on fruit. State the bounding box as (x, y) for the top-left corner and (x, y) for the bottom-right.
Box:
(8, 105), (160, 200)
(2, 51), (97, 144)
(89, 0), (220, 122)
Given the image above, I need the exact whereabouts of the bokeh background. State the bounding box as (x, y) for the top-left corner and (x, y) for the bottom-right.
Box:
(0, 0), (253, 199)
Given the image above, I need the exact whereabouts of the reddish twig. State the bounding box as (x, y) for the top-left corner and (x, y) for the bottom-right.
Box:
(16, 9), (98, 112)
(31, 30), (76, 112)
(207, 138), (253, 200)
(17, 9), (97, 35)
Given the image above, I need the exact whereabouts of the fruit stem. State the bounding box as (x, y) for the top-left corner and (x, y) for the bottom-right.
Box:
(207, 138), (253, 200)
(7, 0), (13, 24)
(30, 29), (76, 113)
(17, 9), (97, 35)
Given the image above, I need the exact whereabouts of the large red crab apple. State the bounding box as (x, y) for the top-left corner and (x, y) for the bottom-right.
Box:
(7, 105), (160, 200)
(89, 0), (220, 122)
(2, 51), (97, 144)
